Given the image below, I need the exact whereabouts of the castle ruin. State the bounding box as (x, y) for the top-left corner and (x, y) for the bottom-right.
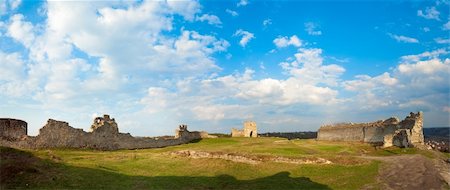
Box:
(0, 118), (27, 141)
(317, 112), (424, 148)
(0, 115), (208, 150)
(231, 121), (257, 137)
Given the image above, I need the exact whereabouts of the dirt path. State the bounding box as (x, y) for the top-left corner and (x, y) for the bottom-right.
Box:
(361, 154), (449, 190)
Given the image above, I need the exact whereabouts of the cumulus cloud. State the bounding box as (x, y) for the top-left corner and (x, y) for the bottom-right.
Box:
(6, 14), (35, 48)
(417, 6), (440, 20)
(304, 22), (322, 36)
(0, 1), (231, 134)
(237, 0), (249, 7)
(196, 14), (222, 26)
(343, 49), (449, 112)
(225, 9), (238, 17)
(388, 33), (419, 43)
(273, 35), (302, 48)
(234, 29), (254, 47)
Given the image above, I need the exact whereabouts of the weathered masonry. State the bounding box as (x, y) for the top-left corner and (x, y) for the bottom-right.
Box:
(231, 121), (258, 137)
(0, 118), (27, 140)
(0, 114), (209, 150)
(317, 112), (424, 148)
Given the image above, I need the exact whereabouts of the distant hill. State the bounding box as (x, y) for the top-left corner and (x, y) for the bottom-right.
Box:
(423, 127), (450, 138)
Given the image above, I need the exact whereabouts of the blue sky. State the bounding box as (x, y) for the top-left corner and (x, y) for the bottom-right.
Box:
(0, 0), (449, 136)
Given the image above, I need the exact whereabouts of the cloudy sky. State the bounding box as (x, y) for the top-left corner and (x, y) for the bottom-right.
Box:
(0, 0), (449, 136)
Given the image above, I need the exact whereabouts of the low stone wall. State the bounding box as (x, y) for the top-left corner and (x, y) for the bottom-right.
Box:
(0, 118), (27, 140)
(317, 112), (424, 148)
(0, 115), (205, 150)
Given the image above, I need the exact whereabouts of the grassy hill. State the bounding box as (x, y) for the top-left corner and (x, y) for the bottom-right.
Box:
(0, 137), (444, 189)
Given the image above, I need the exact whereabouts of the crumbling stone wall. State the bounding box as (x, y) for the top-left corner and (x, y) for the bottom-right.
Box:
(317, 112), (424, 148)
(0, 118), (27, 140)
(0, 115), (206, 150)
(231, 121), (257, 137)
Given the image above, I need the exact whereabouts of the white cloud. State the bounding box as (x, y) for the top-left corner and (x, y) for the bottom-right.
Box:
(434, 37), (450, 44)
(263, 19), (272, 27)
(0, 0), (21, 15)
(388, 33), (419, 43)
(225, 9), (238, 17)
(196, 14), (222, 26)
(237, 0), (249, 7)
(0, 51), (25, 81)
(304, 22), (322, 36)
(444, 21), (450, 30)
(417, 6), (440, 20)
(273, 35), (302, 48)
(343, 50), (450, 112)
(398, 58), (448, 75)
(6, 14), (35, 48)
(167, 0), (201, 21)
(234, 29), (254, 47)
(280, 48), (345, 86)
(0, 1), (234, 135)
(343, 72), (398, 91)
(400, 49), (447, 63)
(422, 27), (430, 32)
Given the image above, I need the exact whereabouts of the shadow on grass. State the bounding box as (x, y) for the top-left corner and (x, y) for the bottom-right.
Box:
(1, 146), (331, 190)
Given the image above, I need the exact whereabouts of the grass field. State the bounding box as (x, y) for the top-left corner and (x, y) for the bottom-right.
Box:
(0, 137), (443, 189)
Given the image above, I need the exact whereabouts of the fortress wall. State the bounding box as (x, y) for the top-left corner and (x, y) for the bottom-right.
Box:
(317, 112), (424, 148)
(363, 125), (397, 143)
(0, 118), (27, 140)
(317, 125), (365, 141)
(1, 116), (204, 150)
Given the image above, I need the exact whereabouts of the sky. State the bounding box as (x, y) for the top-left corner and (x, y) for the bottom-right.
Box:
(0, 0), (449, 136)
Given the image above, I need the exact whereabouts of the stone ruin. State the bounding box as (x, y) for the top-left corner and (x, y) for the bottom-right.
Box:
(317, 112), (424, 148)
(0, 114), (212, 150)
(0, 118), (27, 141)
(231, 121), (258, 137)
(176, 124), (217, 139)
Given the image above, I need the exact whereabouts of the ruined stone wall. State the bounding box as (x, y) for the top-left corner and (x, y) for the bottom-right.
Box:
(0, 115), (204, 150)
(0, 118), (27, 140)
(231, 121), (257, 137)
(317, 112), (424, 148)
(231, 128), (244, 137)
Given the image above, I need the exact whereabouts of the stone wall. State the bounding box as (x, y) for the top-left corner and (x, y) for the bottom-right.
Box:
(0, 115), (206, 150)
(317, 112), (424, 148)
(231, 121), (257, 137)
(0, 118), (27, 140)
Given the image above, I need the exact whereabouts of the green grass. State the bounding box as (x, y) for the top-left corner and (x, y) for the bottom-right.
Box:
(1, 137), (443, 190)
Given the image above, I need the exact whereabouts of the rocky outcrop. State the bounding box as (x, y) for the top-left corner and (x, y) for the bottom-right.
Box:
(317, 112), (424, 148)
(0, 115), (206, 150)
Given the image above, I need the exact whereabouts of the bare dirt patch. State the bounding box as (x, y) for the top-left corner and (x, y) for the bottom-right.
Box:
(361, 155), (449, 190)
